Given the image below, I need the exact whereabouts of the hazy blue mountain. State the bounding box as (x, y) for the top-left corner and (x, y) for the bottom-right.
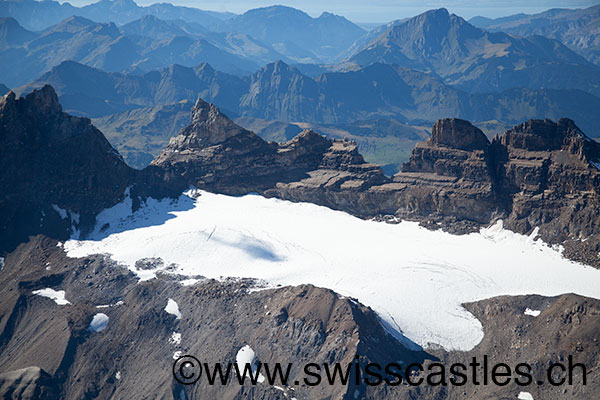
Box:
(0, 17), (37, 49)
(240, 60), (321, 121)
(341, 18), (407, 61)
(0, 16), (263, 87)
(16, 61), (246, 117)
(122, 15), (289, 66)
(121, 15), (192, 38)
(0, 0), (77, 31)
(0, 0), (234, 31)
(349, 8), (600, 97)
(20, 60), (600, 137)
(0, 83), (9, 95)
(470, 5), (600, 65)
(0, 16), (135, 87)
(213, 5), (365, 63)
(202, 32), (291, 66)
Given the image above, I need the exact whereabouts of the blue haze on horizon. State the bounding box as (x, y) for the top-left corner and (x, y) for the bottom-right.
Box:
(60, 0), (600, 23)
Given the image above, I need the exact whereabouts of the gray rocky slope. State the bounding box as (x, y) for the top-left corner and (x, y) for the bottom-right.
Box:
(1, 86), (600, 398)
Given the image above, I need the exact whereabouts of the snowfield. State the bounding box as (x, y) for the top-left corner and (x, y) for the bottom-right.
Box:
(65, 190), (600, 351)
(32, 288), (71, 305)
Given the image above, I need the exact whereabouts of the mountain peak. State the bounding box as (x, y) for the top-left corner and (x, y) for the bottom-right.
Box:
(172, 97), (260, 148)
(500, 118), (600, 155)
(430, 118), (489, 151)
(263, 60), (295, 75)
(22, 85), (62, 115)
(245, 5), (309, 17)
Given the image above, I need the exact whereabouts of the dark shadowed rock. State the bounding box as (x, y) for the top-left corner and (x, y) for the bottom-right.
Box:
(430, 118), (489, 151)
(0, 85), (135, 254)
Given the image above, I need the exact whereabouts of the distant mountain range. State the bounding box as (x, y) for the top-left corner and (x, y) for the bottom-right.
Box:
(470, 5), (600, 65)
(0, 0), (234, 31)
(17, 59), (600, 172)
(347, 8), (600, 96)
(210, 5), (365, 63)
(20, 60), (600, 135)
(4, 1), (599, 173)
(0, 1), (366, 70)
(0, 15), (285, 86)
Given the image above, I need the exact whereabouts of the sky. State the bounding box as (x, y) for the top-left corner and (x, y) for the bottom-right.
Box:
(62, 0), (600, 22)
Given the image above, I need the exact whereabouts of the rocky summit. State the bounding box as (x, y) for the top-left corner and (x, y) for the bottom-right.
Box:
(0, 86), (134, 254)
(152, 97), (386, 198)
(396, 117), (600, 259)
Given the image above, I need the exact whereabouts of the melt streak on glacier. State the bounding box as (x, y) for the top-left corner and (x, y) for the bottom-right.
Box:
(64, 190), (600, 351)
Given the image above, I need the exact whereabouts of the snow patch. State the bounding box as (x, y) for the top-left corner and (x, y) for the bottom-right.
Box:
(236, 345), (265, 383)
(64, 190), (600, 351)
(173, 351), (182, 360)
(518, 392), (534, 400)
(0, 257), (4, 271)
(115, 371), (121, 380)
(169, 332), (182, 345)
(524, 308), (541, 317)
(180, 278), (200, 286)
(89, 313), (109, 332)
(165, 298), (182, 319)
(32, 288), (70, 305)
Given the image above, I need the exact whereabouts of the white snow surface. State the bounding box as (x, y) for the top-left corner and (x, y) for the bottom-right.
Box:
(89, 313), (109, 332)
(165, 299), (182, 319)
(32, 288), (71, 305)
(524, 308), (541, 317)
(236, 345), (265, 383)
(64, 190), (600, 351)
(518, 392), (534, 400)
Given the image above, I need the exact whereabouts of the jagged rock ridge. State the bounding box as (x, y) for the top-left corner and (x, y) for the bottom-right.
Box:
(0, 85), (134, 253)
(152, 97), (386, 195)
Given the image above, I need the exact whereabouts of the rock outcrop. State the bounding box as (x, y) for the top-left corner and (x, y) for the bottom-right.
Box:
(152, 98), (387, 200)
(0, 86), (135, 254)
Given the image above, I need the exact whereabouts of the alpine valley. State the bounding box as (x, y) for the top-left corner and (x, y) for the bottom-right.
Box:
(1, 1), (600, 399)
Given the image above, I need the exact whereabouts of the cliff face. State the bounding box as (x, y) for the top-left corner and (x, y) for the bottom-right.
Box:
(394, 117), (600, 262)
(0, 86), (135, 253)
(492, 119), (600, 262)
